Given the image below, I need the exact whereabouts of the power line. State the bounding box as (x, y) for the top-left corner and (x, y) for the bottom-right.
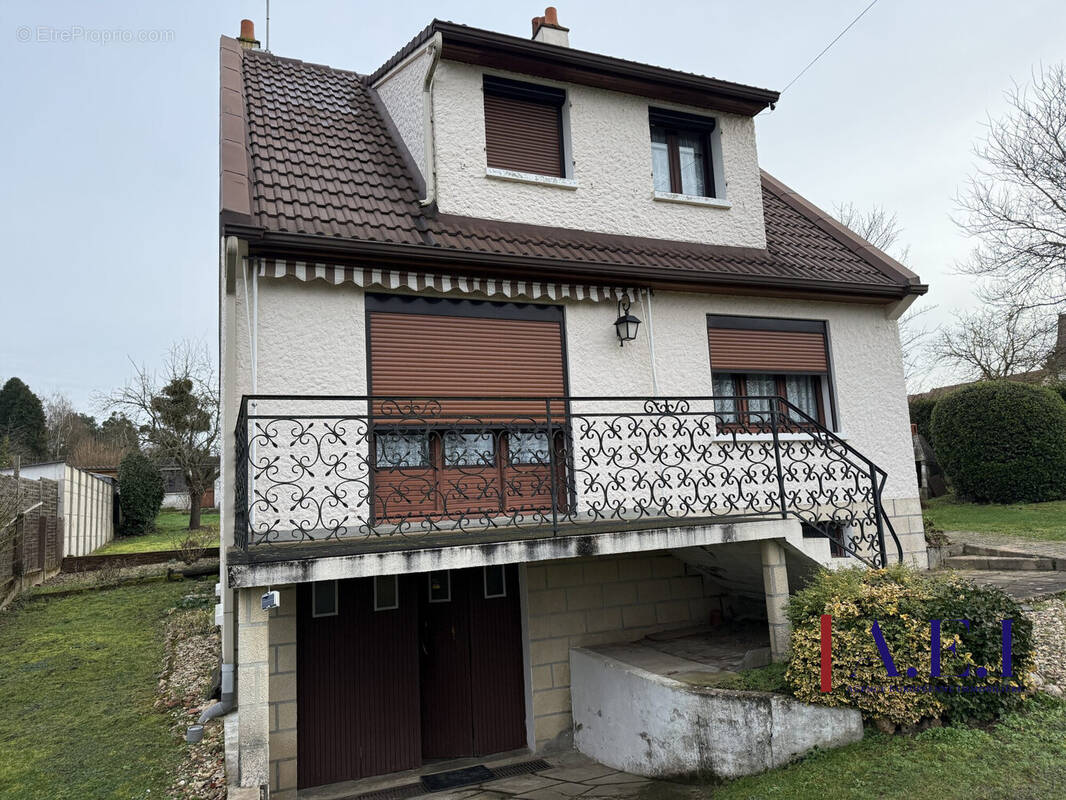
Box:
(780, 0), (881, 94)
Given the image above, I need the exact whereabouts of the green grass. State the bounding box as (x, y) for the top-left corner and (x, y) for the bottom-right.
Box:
(0, 579), (201, 800)
(924, 495), (1066, 541)
(96, 509), (220, 554)
(713, 697), (1066, 799)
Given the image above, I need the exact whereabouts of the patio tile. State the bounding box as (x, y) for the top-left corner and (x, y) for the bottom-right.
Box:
(482, 774), (560, 794)
(536, 764), (617, 782)
(585, 771), (649, 785)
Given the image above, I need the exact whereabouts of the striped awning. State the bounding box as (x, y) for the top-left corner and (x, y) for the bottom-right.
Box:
(253, 258), (641, 303)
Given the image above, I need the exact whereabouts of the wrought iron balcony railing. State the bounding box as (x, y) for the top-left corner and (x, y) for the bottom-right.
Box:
(234, 395), (904, 568)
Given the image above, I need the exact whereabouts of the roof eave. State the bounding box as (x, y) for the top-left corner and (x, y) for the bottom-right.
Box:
(371, 20), (779, 116)
(224, 224), (921, 302)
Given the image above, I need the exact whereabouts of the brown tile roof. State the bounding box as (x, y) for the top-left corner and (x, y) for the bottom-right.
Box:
(219, 38), (925, 299)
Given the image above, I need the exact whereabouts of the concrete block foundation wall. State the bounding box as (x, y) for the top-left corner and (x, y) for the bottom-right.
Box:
(886, 497), (926, 569)
(236, 588), (270, 790)
(268, 587), (298, 800)
(526, 552), (718, 749)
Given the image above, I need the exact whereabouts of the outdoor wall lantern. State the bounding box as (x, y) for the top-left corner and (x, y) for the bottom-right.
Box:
(614, 296), (641, 346)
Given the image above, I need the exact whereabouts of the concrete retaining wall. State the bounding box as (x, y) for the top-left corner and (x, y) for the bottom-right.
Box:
(571, 647), (862, 779)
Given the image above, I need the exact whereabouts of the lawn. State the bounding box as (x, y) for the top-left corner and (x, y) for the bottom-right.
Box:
(0, 579), (202, 800)
(96, 508), (220, 554)
(923, 495), (1066, 541)
(712, 697), (1066, 800)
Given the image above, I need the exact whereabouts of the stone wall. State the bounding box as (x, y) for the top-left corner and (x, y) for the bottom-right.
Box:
(886, 496), (927, 569)
(525, 552), (717, 748)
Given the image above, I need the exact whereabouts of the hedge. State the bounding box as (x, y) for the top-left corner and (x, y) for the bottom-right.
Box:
(118, 452), (164, 535)
(787, 566), (1033, 726)
(930, 381), (1066, 503)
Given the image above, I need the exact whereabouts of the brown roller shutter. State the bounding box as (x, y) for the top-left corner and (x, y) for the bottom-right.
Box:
(484, 85), (565, 178)
(708, 328), (828, 373)
(369, 311), (567, 418)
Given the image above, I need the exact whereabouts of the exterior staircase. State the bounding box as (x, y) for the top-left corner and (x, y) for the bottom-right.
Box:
(934, 542), (1064, 572)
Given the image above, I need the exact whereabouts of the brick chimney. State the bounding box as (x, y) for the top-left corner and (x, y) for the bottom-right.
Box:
(237, 19), (260, 50)
(532, 7), (570, 47)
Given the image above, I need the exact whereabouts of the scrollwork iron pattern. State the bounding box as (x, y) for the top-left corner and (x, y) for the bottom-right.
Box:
(235, 395), (902, 567)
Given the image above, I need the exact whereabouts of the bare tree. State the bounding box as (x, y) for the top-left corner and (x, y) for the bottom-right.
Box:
(835, 202), (934, 386)
(956, 63), (1066, 311)
(835, 202), (911, 262)
(931, 305), (1055, 380)
(106, 342), (220, 530)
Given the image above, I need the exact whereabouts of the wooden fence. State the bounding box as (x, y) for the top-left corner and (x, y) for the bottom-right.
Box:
(0, 474), (62, 608)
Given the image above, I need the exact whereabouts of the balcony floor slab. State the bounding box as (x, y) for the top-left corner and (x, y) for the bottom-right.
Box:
(226, 515), (800, 588)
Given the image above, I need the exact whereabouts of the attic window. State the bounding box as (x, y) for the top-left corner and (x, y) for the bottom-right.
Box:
(649, 108), (717, 198)
(483, 75), (567, 178)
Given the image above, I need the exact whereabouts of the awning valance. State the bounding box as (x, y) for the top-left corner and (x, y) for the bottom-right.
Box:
(252, 258), (640, 304)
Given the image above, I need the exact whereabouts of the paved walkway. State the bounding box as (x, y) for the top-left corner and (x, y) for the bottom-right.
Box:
(322, 751), (706, 800)
(949, 569), (1066, 601)
(943, 531), (1066, 600)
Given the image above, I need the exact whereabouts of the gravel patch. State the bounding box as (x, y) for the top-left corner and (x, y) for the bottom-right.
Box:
(1024, 597), (1066, 696)
(155, 587), (226, 800)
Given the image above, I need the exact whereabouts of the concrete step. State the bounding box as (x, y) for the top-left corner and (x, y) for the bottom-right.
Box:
(942, 555), (1055, 571)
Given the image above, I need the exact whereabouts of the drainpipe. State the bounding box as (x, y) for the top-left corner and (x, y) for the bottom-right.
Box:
(639, 289), (660, 396)
(186, 663), (234, 743)
(419, 33), (443, 207)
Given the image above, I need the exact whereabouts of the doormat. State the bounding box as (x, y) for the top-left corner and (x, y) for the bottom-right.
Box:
(420, 764), (495, 792)
(346, 758), (553, 798)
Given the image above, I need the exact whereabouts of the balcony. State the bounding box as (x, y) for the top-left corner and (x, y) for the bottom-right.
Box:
(230, 395), (903, 576)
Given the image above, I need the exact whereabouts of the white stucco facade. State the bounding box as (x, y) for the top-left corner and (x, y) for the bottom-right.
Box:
(227, 273), (924, 567)
(376, 55), (767, 248)
(373, 45), (433, 181)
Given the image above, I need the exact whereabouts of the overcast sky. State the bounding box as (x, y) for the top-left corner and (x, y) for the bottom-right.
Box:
(2, 0), (1064, 411)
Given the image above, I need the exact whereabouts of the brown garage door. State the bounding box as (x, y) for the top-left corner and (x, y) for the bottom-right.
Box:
(297, 576), (421, 788)
(297, 567), (526, 789)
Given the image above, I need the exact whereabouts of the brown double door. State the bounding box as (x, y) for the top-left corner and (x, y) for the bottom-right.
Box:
(297, 565), (525, 789)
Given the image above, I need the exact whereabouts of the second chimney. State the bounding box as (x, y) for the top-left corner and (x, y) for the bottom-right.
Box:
(532, 7), (570, 47)
(237, 19), (261, 50)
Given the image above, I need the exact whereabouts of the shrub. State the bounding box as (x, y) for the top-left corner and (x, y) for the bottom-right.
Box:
(908, 395), (939, 444)
(930, 381), (1066, 503)
(787, 566), (1033, 727)
(118, 452), (164, 535)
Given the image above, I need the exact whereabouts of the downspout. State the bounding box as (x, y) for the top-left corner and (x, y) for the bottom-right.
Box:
(188, 257), (256, 745)
(186, 664), (234, 743)
(639, 289), (660, 396)
(419, 33), (443, 207)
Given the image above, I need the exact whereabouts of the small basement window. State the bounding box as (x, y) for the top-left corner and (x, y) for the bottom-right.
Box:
(649, 107), (718, 198)
(428, 571), (451, 603)
(484, 75), (567, 178)
(484, 565), (507, 598)
(312, 580), (338, 617)
(374, 575), (399, 611)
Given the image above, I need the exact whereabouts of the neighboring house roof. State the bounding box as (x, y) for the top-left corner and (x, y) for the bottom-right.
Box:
(220, 37), (926, 301)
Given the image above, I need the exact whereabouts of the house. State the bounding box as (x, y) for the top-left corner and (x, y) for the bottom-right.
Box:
(216, 11), (926, 797)
(159, 459), (220, 510)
